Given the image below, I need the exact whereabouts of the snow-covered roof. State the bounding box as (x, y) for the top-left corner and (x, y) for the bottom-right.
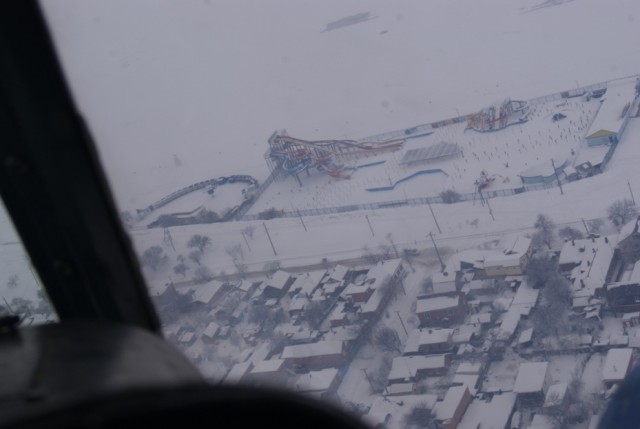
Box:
(513, 362), (549, 393)
(266, 270), (292, 290)
(452, 325), (479, 343)
(191, 280), (225, 304)
(518, 328), (534, 344)
(342, 282), (371, 297)
(544, 383), (568, 407)
(281, 340), (344, 360)
(291, 270), (325, 296)
(602, 348), (633, 382)
(432, 270), (456, 285)
(512, 283), (539, 307)
(574, 143), (610, 167)
(519, 157), (566, 179)
(329, 265), (349, 282)
(388, 355), (448, 381)
(469, 313), (492, 325)
(586, 78), (637, 138)
(360, 288), (384, 314)
(619, 216), (640, 243)
(497, 308), (521, 340)
(458, 393), (517, 429)
(225, 362), (253, 383)
(420, 328), (453, 345)
(289, 295), (309, 312)
(366, 259), (404, 289)
(202, 321), (220, 338)
(251, 359), (285, 374)
(294, 368), (339, 392)
(457, 362), (482, 375)
(364, 394), (438, 429)
(569, 236), (616, 296)
(434, 386), (469, 421)
(453, 373), (479, 394)
(416, 295), (461, 313)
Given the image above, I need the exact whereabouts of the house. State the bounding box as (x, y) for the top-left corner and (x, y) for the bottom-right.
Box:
(364, 394), (438, 429)
(431, 270), (458, 295)
(263, 270), (295, 298)
(456, 362), (482, 375)
(280, 340), (347, 370)
(294, 368), (341, 396)
(189, 280), (227, 305)
(461, 279), (497, 299)
(518, 328), (534, 347)
(458, 393), (517, 429)
(359, 259), (407, 320)
(224, 361), (254, 384)
(416, 294), (466, 327)
(606, 280), (640, 313)
(288, 294), (309, 318)
(289, 270), (325, 297)
(483, 236), (533, 277)
(617, 216), (640, 265)
(201, 321), (221, 344)
(387, 355), (451, 383)
(342, 282), (374, 303)
(404, 328), (454, 355)
(602, 348), (633, 386)
(433, 386), (473, 429)
(328, 302), (350, 327)
(248, 359), (289, 387)
(584, 78), (637, 146)
(513, 362), (551, 406)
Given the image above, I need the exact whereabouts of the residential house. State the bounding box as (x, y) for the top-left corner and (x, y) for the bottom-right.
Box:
(513, 362), (551, 407)
(404, 328), (454, 355)
(364, 394), (438, 429)
(431, 270), (458, 295)
(247, 359), (289, 387)
(224, 361), (254, 384)
(583, 78), (637, 147)
(433, 386), (473, 429)
(602, 348), (634, 387)
(416, 294), (466, 327)
(387, 355), (451, 383)
(201, 321), (221, 344)
(483, 236), (533, 277)
(458, 393), (517, 429)
(543, 383), (570, 415)
(263, 270), (295, 299)
(280, 340), (347, 370)
(294, 368), (341, 398)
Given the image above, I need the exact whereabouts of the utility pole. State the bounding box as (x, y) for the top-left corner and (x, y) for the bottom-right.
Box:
(365, 215), (375, 237)
(551, 159), (564, 195)
(581, 218), (590, 236)
(297, 210), (308, 232)
(163, 227), (176, 251)
(262, 222), (277, 256)
(241, 231), (251, 252)
(485, 196), (495, 221)
(628, 179), (636, 205)
(427, 200), (442, 234)
(395, 310), (409, 337)
(429, 232), (445, 272)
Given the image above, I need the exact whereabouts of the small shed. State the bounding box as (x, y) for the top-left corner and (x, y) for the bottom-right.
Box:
(602, 348), (633, 386)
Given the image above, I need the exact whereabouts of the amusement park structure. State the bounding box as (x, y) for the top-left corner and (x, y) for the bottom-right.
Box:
(467, 98), (529, 132)
(265, 130), (405, 180)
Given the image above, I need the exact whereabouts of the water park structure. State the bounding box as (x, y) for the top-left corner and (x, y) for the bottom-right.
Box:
(467, 98), (529, 132)
(265, 130), (405, 180)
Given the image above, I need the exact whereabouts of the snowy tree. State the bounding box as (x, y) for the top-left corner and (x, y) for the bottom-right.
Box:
(173, 262), (189, 278)
(532, 214), (555, 249)
(373, 326), (402, 353)
(188, 250), (201, 265)
(302, 300), (329, 329)
(542, 274), (572, 306)
(193, 266), (214, 282)
(225, 243), (244, 261)
(188, 234), (211, 254)
(588, 218), (604, 234)
(367, 355), (393, 394)
(404, 404), (435, 429)
(558, 226), (584, 241)
(140, 246), (168, 272)
(608, 199), (638, 229)
(526, 257), (558, 288)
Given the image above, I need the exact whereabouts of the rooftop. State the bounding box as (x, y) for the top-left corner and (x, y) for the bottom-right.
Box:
(416, 295), (461, 313)
(586, 78), (637, 139)
(294, 368), (339, 392)
(281, 340), (344, 360)
(513, 362), (549, 393)
(191, 280), (225, 304)
(434, 386), (469, 421)
(458, 393), (517, 429)
(266, 270), (292, 290)
(388, 355), (448, 381)
(602, 348), (633, 381)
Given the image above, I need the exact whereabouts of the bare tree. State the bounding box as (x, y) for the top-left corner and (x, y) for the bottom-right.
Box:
(542, 274), (572, 306)
(140, 246), (168, 272)
(6, 275), (18, 289)
(558, 226), (584, 241)
(526, 257), (558, 288)
(225, 243), (244, 261)
(608, 199), (638, 229)
(367, 355), (393, 394)
(188, 234), (211, 254)
(188, 250), (201, 266)
(302, 300), (330, 329)
(373, 326), (402, 353)
(533, 214), (555, 249)
(588, 219), (604, 234)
